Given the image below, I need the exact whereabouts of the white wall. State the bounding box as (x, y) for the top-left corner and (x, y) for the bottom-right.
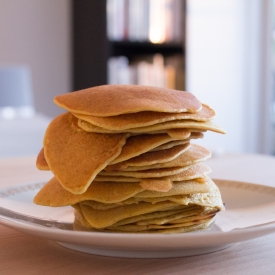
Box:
(0, 0), (72, 118)
(186, 0), (274, 154)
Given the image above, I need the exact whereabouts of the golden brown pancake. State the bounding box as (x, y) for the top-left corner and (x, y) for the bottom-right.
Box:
(137, 207), (218, 226)
(54, 85), (202, 116)
(108, 210), (216, 230)
(33, 177), (144, 206)
(108, 207), (200, 226)
(43, 112), (127, 194)
(105, 144), (211, 172)
(78, 200), (185, 229)
(34, 174), (212, 207)
(136, 178), (211, 198)
(93, 164), (208, 193)
(95, 178), (223, 209)
(73, 215), (214, 233)
(110, 132), (191, 164)
(139, 178), (174, 192)
(94, 163), (211, 183)
(78, 118), (226, 135)
(149, 132), (204, 152)
(99, 166), (191, 178)
(106, 217), (215, 232)
(106, 143), (190, 172)
(135, 177), (217, 198)
(72, 104), (215, 131)
(36, 148), (49, 171)
(169, 163), (210, 181)
(166, 128), (200, 139)
(149, 140), (190, 152)
(35, 132), (194, 171)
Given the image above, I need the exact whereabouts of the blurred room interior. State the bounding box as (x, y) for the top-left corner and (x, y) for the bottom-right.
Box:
(0, 0), (274, 157)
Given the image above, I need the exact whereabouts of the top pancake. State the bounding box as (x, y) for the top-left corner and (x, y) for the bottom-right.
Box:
(54, 85), (202, 117)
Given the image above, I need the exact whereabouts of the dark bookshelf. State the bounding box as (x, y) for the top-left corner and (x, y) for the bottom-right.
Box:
(72, 0), (186, 91)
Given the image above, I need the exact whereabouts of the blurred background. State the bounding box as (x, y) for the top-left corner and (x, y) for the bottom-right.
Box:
(0, 0), (274, 157)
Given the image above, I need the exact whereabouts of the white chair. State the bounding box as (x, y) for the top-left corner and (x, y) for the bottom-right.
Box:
(0, 66), (35, 119)
(0, 66), (50, 157)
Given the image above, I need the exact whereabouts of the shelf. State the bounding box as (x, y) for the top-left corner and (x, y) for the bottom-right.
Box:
(109, 41), (184, 57)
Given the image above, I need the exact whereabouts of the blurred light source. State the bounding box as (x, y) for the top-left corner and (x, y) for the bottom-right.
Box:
(0, 66), (35, 120)
(149, 0), (166, 44)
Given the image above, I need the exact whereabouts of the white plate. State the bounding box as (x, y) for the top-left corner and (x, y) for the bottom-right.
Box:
(0, 179), (275, 258)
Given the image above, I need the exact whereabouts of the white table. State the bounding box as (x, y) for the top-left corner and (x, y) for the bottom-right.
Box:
(0, 154), (275, 274)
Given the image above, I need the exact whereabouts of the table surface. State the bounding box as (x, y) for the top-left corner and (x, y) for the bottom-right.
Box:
(1, 153), (275, 275)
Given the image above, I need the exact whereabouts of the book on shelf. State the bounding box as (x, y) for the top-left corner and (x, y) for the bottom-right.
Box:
(107, 0), (184, 43)
(107, 54), (185, 90)
(107, 0), (127, 41)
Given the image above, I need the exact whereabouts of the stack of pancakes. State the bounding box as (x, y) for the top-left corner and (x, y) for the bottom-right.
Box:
(34, 85), (225, 233)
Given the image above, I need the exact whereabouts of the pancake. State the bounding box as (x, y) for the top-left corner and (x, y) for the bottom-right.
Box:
(43, 112), (127, 194)
(72, 104), (215, 131)
(105, 144), (211, 172)
(122, 145), (210, 171)
(36, 148), (49, 170)
(135, 177), (222, 200)
(110, 132), (191, 164)
(94, 163), (211, 183)
(136, 208), (217, 226)
(139, 178), (173, 192)
(167, 128), (203, 139)
(149, 140), (190, 152)
(54, 85), (202, 116)
(108, 206), (200, 226)
(34, 175), (211, 207)
(33, 177), (144, 206)
(136, 178), (211, 198)
(78, 118), (226, 135)
(35, 132), (194, 171)
(106, 217), (215, 232)
(169, 163), (210, 181)
(150, 133), (204, 152)
(115, 178), (224, 209)
(108, 212), (215, 230)
(98, 166), (192, 178)
(95, 163), (210, 193)
(77, 201), (186, 229)
(73, 215), (214, 233)
(106, 143), (190, 172)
